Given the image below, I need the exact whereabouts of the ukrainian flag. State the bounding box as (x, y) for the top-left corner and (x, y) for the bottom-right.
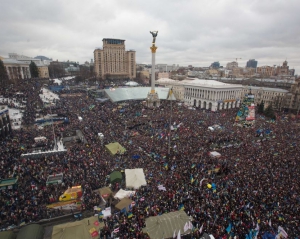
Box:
(178, 204), (185, 211)
(98, 211), (103, 219)
(191, 164), (196, 169)
(128, 212), (133, 218)
(190, 175), (195, 184)
(278, 215), (284, 221)
(164, 163), (168, 170)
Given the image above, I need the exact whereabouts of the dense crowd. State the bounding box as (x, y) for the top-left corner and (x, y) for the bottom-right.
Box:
(0, 78), (299, 238)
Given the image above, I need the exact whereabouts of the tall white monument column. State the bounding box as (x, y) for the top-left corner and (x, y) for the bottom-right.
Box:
(146, 31), (160, 108)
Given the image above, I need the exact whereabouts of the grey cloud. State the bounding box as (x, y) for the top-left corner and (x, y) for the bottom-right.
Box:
(0, 0), (299, 73)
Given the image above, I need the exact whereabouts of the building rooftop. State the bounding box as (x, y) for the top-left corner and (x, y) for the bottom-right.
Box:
(245, 86), (289, 93)
(104, 87), (171, 102)
(156, 78), (176, 83)
(2, 58), (30, 65)
(180, 79), (243, 89)
(102, 38), (125, 41)
(102, 38), (125, 45)
(254, 78), (295, 83)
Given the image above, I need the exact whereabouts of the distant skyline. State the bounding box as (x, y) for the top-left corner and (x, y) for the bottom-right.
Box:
(0, 0), (299, 74)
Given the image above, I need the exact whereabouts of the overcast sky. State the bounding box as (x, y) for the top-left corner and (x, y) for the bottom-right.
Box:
(1, 0), (299, 73)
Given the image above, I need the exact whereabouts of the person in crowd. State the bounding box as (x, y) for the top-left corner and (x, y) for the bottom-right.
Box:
(0, 78), (299, 238)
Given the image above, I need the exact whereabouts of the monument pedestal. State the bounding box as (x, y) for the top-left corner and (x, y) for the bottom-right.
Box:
(146, 92), (160, 108)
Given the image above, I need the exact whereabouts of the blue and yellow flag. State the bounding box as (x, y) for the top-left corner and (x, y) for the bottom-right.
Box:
(128, 212), (133, 218)
(164, 163), (168, 170)
(190, 175), (195, 184)
(191, 164), (196, 169)
(178, 204), (185, 211)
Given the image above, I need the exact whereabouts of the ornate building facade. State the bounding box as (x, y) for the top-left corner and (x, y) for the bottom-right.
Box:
(2, 59), (31, 81)
(183, 79), (243, 111)
(280, 78), (300, 112)
(94, 38), (136, 80)
(276, 60), (290, 76)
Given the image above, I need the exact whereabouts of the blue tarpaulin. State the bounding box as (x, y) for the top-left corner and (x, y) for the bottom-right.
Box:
(132, 155), (140, 160)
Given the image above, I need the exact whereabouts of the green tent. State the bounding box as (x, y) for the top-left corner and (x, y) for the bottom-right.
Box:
(0, 231), (17, 239)
(143, 211), (192, 239)
(52, 216), (104, 239)
(0, 178), (18, 190)
(105, 142), (126, 155)
(110, 171), (122, 184)
(16, 224), (44, 239)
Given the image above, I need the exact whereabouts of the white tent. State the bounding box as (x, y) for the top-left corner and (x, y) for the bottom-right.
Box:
(114, 189), (135, 200)
(101, 207), (111, 219)
(125, 81), (139, 86)
(34, 136), (47, 142)
(125, 168), (147, 189)
(209, 151), (221, 158)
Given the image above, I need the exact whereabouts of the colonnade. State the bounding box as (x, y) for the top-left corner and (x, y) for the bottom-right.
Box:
(184, 87), (242, 111)
(5, 65), (31, 81)
(184, 88), (239, 101)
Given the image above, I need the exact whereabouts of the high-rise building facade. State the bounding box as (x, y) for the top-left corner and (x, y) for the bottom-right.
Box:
(94, 38), (136, 80)
(246, 59), (258, 68)
(256, 66), (274, 77)
(226, 61), (238, 70)
(210, 62), (220, 69)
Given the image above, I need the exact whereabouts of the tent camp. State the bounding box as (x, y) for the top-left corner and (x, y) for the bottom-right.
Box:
(105, 142), (126, 155)
(115, 198), (133, 211)
(114, 189), (135, 200)
(0, 178), (18, 190)
(0, 231), (16, 239)
(16, 224), (44, 239)
(209, 151), (221, 158)
(52, 216), (103, 239)
(100, 207), (112, 219)
(143, 211), (192, 239)
(109, 171), (122, 184)
(46, 173), (63, 185)
(97, 187), (113, 199)
(125, 168), (147, 189)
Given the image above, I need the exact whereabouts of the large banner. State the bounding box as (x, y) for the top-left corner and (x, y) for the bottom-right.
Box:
(246, 105), (255, 121)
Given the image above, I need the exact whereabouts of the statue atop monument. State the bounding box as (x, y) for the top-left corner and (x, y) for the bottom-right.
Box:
(150, 31), (158, 44)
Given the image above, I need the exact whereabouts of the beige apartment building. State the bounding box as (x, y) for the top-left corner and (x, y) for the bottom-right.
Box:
(256, 66), (275, 77)
(37, 65), (49, 78)
(158, 72), (170, 79)
(94, 38), (136, 80)
(280, 78), (300, 112)
(276, 61), (290, 76)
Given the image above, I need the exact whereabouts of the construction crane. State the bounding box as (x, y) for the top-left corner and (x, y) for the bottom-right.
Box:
(222, 58), (242, 62)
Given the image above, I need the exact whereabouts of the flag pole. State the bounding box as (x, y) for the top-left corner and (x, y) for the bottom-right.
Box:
(168, 88), (173, 155)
